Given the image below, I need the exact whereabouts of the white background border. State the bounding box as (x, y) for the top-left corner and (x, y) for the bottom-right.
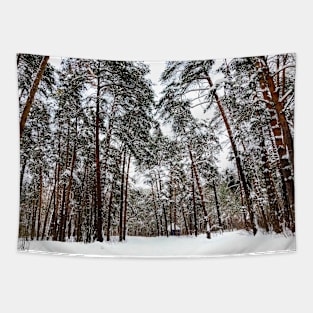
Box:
(0, 1), (311, 312)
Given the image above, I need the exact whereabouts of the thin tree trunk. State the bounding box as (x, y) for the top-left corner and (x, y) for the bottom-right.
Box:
(31, 197), (37, 240)
(154, 172), (164, 236)
(169, 171), (173, 235)
(238, 178), (248, 230)
(20, 159), (27, 196)
(20, 56), (49, 138)
(51, 161), (61, 240)
(102, 98), (117, 195)
(212, 180), (222, 229)
(95, 62), (104, 242)
(106, 179), (115, 242)
(36, 167), (43, 240)
(151, 182), (160, 236)
(58, 122), (71, 242)
(122, 153), (131, 240)
(58, 185), (67, 241)
(41, 187), (55, 240)
(158, 172), (168, 237)
(260, 135), (282, 233)
(182, 207), (189, 235)
(191, 165), (198, 237)
(65, 145), (76, 239)
(17, 54), (21, 66)
(76, 162), (88, 242)
(119, 149), (126, 242)
(188, 146), (211, 238)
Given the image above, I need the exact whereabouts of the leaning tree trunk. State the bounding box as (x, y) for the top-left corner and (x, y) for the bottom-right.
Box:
(20, 55), (49, 138)
(205, 74), (257, 235)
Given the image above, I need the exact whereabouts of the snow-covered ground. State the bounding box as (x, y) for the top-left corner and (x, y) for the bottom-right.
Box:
(18, 230), (296, 258)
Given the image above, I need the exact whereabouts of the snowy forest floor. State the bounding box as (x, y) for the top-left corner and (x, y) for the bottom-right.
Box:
(18, 230), (296, 258)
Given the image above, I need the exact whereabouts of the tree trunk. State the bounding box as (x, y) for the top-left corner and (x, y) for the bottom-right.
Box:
(36, 167), (43, 240)
(256, 60), (295, 232)
(173, 182), (177, 235)
(106, 179), (115, 242)
(212, 180), (222, 229)
(119, 149), (126, 242)
(191, 165), (198, 237)
(41, 187), (55, 240)
(102, 99), (117, 195)
(158, 172), (168, 237)
(20, 55), (49, 138)
(95, 62), (104, 242)
(260, 135), (282, 233)
(260, 56), (294, 170)
(65, 145), (76, 239)
(169, 171), (173, 235)
(205, 74), (257, 235)
(154, 172), (164, 236)
(151, 182), (160, 236)
(76, 162), (88, 242)
(122, 154), (131, 240)
(31, 197), (37, 240)
(20, 159), (27, 196)
(188, 146), (211, 238)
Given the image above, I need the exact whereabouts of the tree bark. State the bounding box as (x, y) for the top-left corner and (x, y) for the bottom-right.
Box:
(256, 59), (295, 232)
(20, 56), (49, 138)
(259, 57), (294, 171)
